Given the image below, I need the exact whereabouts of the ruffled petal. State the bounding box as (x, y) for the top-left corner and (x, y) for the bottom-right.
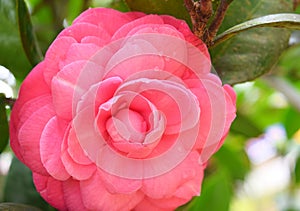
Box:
(43, 36), (77, 85)
(62, 179), (87, 211)
(40, 116), (70, 180)
(33, 173), (66, 211)
(80, 171), (144, 211)
(17, 104), (56, 175)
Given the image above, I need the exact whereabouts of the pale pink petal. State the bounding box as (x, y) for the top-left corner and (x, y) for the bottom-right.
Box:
(142, 151), (201, 199)
(98, 168), (142, 194)
(43, 36), (77, 85)
(51, 60), (101, 120)
(33, 173), (66, 211)
(80, 171), (144, 210)
(161, 15), (210, 60)
(67, 127), (93, 165)
(59, 22), (110, 43)
(112, 15), (164, 40)
(62, 179), (87, 210)
(17, 104), (56, 175)
(61, 130), (96, 180)
(63, 43), (99, 66)
(40, 116), (70, 180)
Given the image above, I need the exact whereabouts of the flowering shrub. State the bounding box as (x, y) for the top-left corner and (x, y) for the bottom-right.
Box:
(10, 8), (236, 211)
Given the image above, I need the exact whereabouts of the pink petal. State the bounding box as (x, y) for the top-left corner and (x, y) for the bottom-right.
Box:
(67, 127), (93, 165)
(63, 43), (99, 66)
(40, 116), (70, 180)
(59, 22), (110, 44)
(61, 130), (96, 180)
(17, 104), (56, 175)
(141, 151), (201, 199)
(98, 168), (142, 194)
(33, 173), (67, 211)
(73, 8), (140, 36)
(10, 95), (51, 163)
(43, 36), (77, 85)
(112, 15), (164, 40)
(161, 15), (210, 60)
(80, 171), (144, 210)
(62, 179), (87, 210)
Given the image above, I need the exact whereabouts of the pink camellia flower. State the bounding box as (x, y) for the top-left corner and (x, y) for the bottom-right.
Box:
(10, 8), (236, 211)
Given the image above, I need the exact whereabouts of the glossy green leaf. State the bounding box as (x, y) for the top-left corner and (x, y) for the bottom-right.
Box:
(210, 0), (293, 85)
(16, 0), (43, 66)
(214, 13), (300, 46)
(0, 0), (32, 80)
(182, 171), (232, 211)
(0, 203), (42, 211)
(125, 0), (191, 26)
(0, 94), (9, 153)
(3, 157), (55, 211)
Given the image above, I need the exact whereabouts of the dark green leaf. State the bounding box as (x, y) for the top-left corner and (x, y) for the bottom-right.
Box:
(0, 203), (42, 211)
(214, 13), (300, 46)
(3, 157), (55, 211)
(16, 0), (43, 66)
(210, 0), (293, 85)
(0, 94), (9, 153)
(0, 0), (32, 80)
(230, 112), (263, 138)
(125, 0), (191, 27)
(182, 171), (232, 211)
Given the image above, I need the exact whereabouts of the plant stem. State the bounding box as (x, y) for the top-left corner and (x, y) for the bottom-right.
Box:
(203, 0), (230, 46)
(184, 0), (213, 40)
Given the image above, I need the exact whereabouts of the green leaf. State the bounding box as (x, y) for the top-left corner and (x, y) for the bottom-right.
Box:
(0, 94), (9, 153)
(124, 0), (191, 27)
(210, 0), (293, 85)
(3, 157), (55, 211)
(0, 0), (32, 80)
(182, 171), (232, 211)
(214, 144), (250, 180)
(214, 13), (300, 47)
(16, 0), (43, 66)
(230, 111), (263, 138)
(0, 203), (42, 211)
(295, 154), (300, 184)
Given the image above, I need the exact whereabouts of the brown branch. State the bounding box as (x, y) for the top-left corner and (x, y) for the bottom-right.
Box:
(203, 0), (230, 47)
(184, 0), (213, 40)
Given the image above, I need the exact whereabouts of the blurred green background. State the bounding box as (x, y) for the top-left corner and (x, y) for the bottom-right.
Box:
(0, 0), (300, 210)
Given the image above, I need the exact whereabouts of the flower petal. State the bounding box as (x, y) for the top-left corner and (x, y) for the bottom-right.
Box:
(33, 173), (66, 210)
(40, 116), (70, 180)
(80, 171), (144, 210)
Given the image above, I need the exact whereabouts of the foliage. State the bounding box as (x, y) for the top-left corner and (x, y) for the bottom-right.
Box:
(0, 0), (300, 209)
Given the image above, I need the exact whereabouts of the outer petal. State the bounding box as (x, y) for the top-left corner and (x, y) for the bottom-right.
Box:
(33, 173), (66, 211)
(62, 179), (87, 211)
(40, 117), (70, 180)
(80, 171), (144, 211)
(43, 36), (77, 85)
(142, 151), (202, 199)
(73, 8), (144, 36)
(17, 104), (56, 175)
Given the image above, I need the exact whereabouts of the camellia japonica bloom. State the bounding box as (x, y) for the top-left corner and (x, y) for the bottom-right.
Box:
(10, 8), (236, 211)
